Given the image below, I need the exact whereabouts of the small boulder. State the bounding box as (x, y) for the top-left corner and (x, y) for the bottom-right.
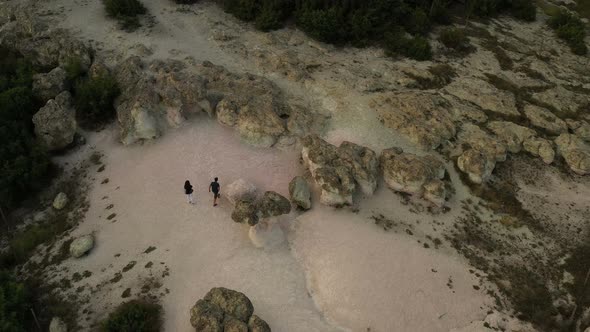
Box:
(380, 148), (445, 195)
(313, 166), (355, 207)
(248, 315), (271, 332)
(338, 141), (379, 195)
(33, 91), (77, 151)
(249, 221), (285, 249)
(555, 134), (590, 175)
(457, 149), (496, 184)
(52, 192), (69, 210)
(49, 317), (67, 332)
(231, 200), (259, 226)
(69, 234), (94, 258)
(226, 179), (257, 205)
(190, 299), (224, 332)
(204, 288), (254, 323)
(257, 191), (291, 218)
(423, 180), (447, 207)
(32, 67), (68, 102)
(487, 121), (536, 153)
(288, 176), (311, 210)
(523, 137), (555, 164)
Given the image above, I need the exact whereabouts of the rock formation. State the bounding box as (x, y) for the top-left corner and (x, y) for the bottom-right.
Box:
(226, 179), (258, 206)
(33, 91), (77, 151)
(69, 234), (94, 258)
(289, 176), (311, 210)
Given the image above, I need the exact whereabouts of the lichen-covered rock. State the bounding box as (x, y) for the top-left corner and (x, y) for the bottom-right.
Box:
(532, 86), (587, 118)
(444, 77), (519, 117)
(226, 179), (257, 205)
(248, 315), (271, 332)
(224, 317), (248, 332)
(231, 200), (259, 226)
(301, 134), (340, 173)
(338, 141), (378, 195)
(487, 121), (537, 153)
(566, 119), (590, 142)
(523, 137), (555, 164)
(32, 67), (67, 102)
(190, 299), (224, 332)
(457, 149), (496, 184)
(204, 288), (254, 323)
(216, 98), (239, 127)
(456, 124), (507, 163)
(380, 148), (445, 196)
(289, 176), (311, 210)
(555, 134), (590, 175)
(313, 166), (356, 206)
(49, 317), (67, 332)
(372, 91), (456, 149)
(52, 192), (69, 210)
(423, 179), (447, 207)
(69, 234), (94, 258)
(236, 103), (286, 147)
(33, 91), (77, 151)
(523, 104), (568, 135)
(257, 191), (291, 218)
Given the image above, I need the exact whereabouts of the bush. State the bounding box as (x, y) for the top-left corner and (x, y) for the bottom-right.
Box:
(255, 3), (284, 31)
(74, 72), (120, 130)
(509, 0), (536, 21)
(439, 28), (471, 52)
(549, 9), (588, 55)
(102, 300), (162, 332)
(296, 7), (345, 44)
(385, 31), (432, 61)
(63, 57), (86, 82)
(0, 270), (30, 332)
(221, 0), (259, 21)
(102, 0), (146, 30)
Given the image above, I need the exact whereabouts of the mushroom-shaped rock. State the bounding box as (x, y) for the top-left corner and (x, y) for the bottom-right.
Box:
(555, 134), (590, 175)
(203, 288), (254, 323)
(69, 234), (94, 258)
(52, 192), (69, 210)
(231, 200), (259, 226)
(226, 179), (257, 205)
(523, 137), (555, 164)
(258, 191), (291, 218)
(190, 299), (224, 332)
(32, 67), (67, 102)
(338, 141), (379, 195)
(248, 315), (271, 332)
(289, 176), (311, 210)
(33, 91), (77, 151)
(457, 149), (496, 184)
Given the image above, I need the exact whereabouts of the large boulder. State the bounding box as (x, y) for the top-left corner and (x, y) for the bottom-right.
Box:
(523, 137), (555, 164)
(32, 67), (67, 102)
(248, 315), (271, 332)
(313, 166), (356, 206)
(203, 288), (254, 323)
(523, 105), (568, 135)
(555, 134), (590, 175)
(226, 179), (257, 205)
(69, 234), (94, 258)
(257, 191), (291, 218)
(454, 124), (507, 184)
(52, 192), (69, 210)
(380, 148), (448, 205)
(487, 121), (537, 153)
(338, 141), (379, 195)
(33, 91), (77, 151)
(457, 149), (496, 184)
(236, 102), (286, 148)
(231, 200), (259, 226)
(49, 317), (67, 332)
(289, 176), (311, 210)
(190, 299), (224, 332)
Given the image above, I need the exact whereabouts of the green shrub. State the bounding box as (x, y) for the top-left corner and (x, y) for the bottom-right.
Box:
(439, 28), (471, 52)
(63, 57), (86, 82)
(255, 3), (284, 31)
(221, 0), (259, 21)
(74, 73), (120, 130)
(509, 0), (536, 21)
(385, 31), (432, 61)
(102, 0), (146, 30)
(549, 9), (588, 55)
(102, 300), (162, 332)
(0, 270), (30, 332)
(296, 7), (345, 43)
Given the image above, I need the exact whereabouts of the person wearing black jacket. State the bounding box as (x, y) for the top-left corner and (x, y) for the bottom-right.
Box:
(184, 180), (194, 204)
(208, 177), (220, 207)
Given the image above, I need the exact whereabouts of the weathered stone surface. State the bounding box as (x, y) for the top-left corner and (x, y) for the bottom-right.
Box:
(69, 234), (94, 258)
(257, 191), (291, 218)
(523, 104), (568, 135)
(32, 67), (67, 102)
(532, 86), (587, 117)
(248, 315), (271, 332)
(231, 200), (259, 226)
(190, 299), (224, 332)
(215, 98), (239, 127)
(52, 192), (69, 210)
(523, 137), (555, 164)
(313, 166), (356, 206)
(380, 148), (446, 200)
(487, 121), (537, 153)
(289, 176), (311, 210)
(372, 92), (456, 149)
(423, 179), (447, 208)
(456, 124), (507, 163)
(226, 179), (257, 205)
(236, 103), (285, 148)
(49, 317), (67, 332)
(338, 141), (379, 195)
(204, 288), (254, 323)
(555, 134), (590, 175)
(33, 91), (77, 151)
(224, 317), (248, 332)
(444, 77), (519, 117)
(567, 119), (590, 142)
(457, 149), (496, 184)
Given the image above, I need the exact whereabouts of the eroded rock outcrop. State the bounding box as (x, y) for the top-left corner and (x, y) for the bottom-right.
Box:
(487, 121), (536, 153)
(231, 191), (291, 226)
(524, 104), (568, 135)
(190, 288), (270, 332)
(455, 124), (507, 184)
(523, 137), (555, 164)
(32, 67), (68, 102)
(555, 133), (590, 175)
(380, 148), (449, 206)
(444, 77), (519, 117)
(33, 91), (77, 151)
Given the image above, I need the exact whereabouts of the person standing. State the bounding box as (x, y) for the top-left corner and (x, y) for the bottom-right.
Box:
(184, 180), (194, 204)
(209, 177), (220, 207)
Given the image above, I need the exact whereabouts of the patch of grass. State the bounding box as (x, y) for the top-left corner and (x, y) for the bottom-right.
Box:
(384, 30), (433, 61)
(101, 299), (162, 332)
(548, 9), (588, 55)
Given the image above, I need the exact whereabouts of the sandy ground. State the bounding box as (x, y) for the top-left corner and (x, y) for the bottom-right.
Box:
(35, 0), (499, 330)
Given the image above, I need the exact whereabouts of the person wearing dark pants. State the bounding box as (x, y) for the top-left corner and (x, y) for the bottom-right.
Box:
(209, 177), (220, 207)
(184, 180), (194, 204)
